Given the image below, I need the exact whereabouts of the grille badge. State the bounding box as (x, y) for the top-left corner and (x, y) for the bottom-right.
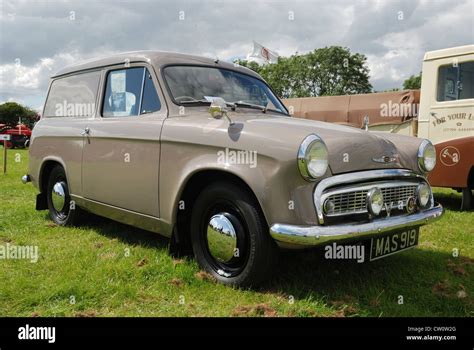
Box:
(406, 197), (417, 214)
(372, 155), (398, 163)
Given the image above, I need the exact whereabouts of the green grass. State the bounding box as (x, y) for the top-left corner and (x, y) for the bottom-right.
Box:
(0, 149), (472, 317)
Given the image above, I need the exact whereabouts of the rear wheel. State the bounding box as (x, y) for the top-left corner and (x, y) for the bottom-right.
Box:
(190, 182), (279, 287)
(46, 165), (82, 226)
(461, 187), (473, 211)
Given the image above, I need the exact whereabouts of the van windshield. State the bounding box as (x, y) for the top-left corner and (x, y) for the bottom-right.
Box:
(163, 65), (288, 114)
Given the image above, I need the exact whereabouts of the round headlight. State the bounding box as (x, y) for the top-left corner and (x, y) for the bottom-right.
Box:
(416, 182), (431, 208)
(298, 135), (329, 180)
(367, 187), (384, 216)
(418, 140), (436, 172)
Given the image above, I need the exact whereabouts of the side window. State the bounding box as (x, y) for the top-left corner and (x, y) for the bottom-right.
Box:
(102, 67), (161, 117)
(437, 61), (474, 101)
(141, 70), (161, 114)
(43, 71), (100, 117)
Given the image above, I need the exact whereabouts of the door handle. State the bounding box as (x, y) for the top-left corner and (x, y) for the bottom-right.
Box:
(81, 127), (90, 136)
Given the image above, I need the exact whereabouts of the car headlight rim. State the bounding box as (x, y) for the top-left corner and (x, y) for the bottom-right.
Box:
(418, 139), (436, 173)
(416, 182), (431, 208)
(298, 134), (329, 180)
(367, 187), (384, 216)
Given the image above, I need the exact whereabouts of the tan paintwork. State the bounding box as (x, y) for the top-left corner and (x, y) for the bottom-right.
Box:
(29, 51), (429, 244)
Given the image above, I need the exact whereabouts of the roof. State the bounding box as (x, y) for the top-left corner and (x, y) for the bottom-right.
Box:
(423, 45), (474, 61)
(52, 50), (261, 79)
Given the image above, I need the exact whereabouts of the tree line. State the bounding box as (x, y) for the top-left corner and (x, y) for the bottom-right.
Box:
(237, 46), (421, 98)
(0, 102), (37, 129)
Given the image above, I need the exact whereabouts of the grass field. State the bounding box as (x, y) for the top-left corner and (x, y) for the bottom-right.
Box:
(0, 149), (472, 317)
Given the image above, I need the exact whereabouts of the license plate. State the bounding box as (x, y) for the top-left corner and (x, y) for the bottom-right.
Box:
(369, 227), (419, 261)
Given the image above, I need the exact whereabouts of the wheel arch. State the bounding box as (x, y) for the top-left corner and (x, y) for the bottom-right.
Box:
(171, 168), (268, 255)
(38, 157), (68, 194)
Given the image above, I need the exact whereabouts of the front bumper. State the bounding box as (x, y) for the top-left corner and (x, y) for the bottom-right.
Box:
(270, 203), (444, 246)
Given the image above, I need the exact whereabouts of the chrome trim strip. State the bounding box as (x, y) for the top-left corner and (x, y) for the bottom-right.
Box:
(314, 169), (426, 225)
(270, 203), (443, 246)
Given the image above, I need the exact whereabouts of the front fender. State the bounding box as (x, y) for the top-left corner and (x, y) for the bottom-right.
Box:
(159, 139), (318, 235)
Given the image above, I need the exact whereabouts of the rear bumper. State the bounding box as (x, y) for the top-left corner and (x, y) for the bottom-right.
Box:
(270, 203), (444, 246)
(21, 174), (31, 184)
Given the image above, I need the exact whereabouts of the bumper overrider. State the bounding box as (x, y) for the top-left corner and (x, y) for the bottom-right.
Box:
(270, 169), (444, 246)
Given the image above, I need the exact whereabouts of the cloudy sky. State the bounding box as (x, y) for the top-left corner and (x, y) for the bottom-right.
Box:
(0, 0), (473, 111)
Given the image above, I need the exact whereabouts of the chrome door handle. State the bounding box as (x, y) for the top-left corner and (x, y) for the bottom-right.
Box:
(81, 127), (90, 136)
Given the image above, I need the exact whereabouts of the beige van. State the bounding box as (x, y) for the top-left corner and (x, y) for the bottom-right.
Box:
(22, 51), (443, 286)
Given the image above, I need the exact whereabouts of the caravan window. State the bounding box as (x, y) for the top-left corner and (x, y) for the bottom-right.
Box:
(437, 61), (474, 101)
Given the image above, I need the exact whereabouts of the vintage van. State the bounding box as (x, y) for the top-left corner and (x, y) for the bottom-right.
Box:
(22, 51), (443, 286)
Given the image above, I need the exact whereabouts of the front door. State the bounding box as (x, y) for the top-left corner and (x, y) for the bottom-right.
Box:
(82, 65), (166, 217)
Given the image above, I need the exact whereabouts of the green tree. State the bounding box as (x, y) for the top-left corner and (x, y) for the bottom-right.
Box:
(0, 102), (36, 128)
(237, 46), (372, 98)
(403, 72), (422, 90)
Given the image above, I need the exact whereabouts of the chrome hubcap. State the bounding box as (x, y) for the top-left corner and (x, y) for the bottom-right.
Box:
(52, 182), (66, 212)
(207, 213), (237, 263)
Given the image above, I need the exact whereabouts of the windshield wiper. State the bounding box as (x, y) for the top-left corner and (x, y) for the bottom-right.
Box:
(179, 99), (211, 105)
(178, 98), (276, 114)
(230, 101), (267, 113)
(180, 98), (238, 109)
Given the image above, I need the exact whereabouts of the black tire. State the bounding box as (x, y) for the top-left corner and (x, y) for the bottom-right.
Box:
(46, 165), (82, 226)
(461, 188), (473, 211)
(190, 182), (279, 287)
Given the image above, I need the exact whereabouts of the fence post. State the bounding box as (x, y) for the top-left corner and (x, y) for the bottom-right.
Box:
(1, 135), (11, 174)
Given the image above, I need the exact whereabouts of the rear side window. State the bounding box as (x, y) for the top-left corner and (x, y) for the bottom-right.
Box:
(43, 71), (101, 117)
(437, 61), (474, 101)
(102, 67), (161, 117)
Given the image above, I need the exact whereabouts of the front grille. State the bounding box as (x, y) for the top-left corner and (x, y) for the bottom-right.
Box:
(323, 183), (418, 217)
(324, 190), (368, 215)
(381, 185), (417, 208)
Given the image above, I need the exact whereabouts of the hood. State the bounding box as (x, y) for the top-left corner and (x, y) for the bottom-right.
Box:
(244, 115), (423, 175)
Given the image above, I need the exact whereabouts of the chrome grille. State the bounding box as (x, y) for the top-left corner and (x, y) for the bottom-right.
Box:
(323, 183), (418, 217)
(381, 186), (417, 208)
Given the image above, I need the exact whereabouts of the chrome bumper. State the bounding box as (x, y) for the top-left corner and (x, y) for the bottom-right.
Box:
(270, 203), (444, 246)
(21, 174), (31, 184)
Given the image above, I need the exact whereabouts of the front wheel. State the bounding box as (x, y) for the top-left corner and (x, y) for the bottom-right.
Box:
(190, 182), (279, 287)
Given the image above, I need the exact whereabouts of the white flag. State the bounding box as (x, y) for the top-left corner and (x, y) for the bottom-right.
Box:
(248, 41), (279, 64)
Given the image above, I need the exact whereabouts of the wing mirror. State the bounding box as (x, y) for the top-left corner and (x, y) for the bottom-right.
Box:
(209, 97), (234, 125)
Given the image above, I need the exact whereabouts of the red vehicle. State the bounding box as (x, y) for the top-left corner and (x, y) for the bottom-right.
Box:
(0, 123), (32, 148)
